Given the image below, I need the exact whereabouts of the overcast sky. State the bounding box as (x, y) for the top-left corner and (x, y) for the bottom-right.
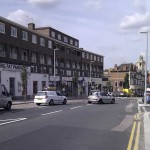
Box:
(1, 0), (150, 69)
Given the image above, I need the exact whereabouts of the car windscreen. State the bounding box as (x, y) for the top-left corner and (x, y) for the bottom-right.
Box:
(36, 92), (47, 96)
(100, 93), (108, 96)
(92, 92), (98, 96)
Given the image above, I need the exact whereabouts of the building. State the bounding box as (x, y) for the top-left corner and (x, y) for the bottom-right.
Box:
(0, 16), (104, 99)
(104, 58), (145, 95)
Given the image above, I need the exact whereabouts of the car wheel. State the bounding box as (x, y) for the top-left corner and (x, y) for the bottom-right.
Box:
(5, 102), (12, 110)
(88, 101), (92, 104)
(98, 99), (103, 104)
(111, 99), (115, 104)
(36, 103), (41, 106)
(49, 99), (54, 105)
(63, 99), (67, 105)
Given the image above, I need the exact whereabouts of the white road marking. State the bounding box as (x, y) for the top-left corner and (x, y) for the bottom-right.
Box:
(0, 118), (27, 126)
(142, 107), (147, 112)
(41, 110), (63, 116)
(86, 104), (92, 106)
(112, 115), (133, 131)
(70, 106), (83, 110)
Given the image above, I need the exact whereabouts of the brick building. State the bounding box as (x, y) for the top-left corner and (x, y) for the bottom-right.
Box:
(0, 16), (104, 99)
(104, 60), (145, 95)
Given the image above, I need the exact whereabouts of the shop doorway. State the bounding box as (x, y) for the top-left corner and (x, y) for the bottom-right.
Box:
(9, 77), (15, 99)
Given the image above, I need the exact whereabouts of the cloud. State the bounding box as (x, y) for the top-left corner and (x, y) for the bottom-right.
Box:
(85, 0), (102, 10)
(28, 0), (61, 8)
(119, 12), (150, 31)
(7, 9), (36, 26)
(134, 0), (146, 13)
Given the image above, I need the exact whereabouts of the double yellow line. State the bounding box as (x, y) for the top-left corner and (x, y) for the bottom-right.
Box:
(127, 112), (144, 150)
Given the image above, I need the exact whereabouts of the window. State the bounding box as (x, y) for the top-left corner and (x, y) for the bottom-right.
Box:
(47, 55), (52, 65)
(32, 34), (37, 44)
(86, 53), (89, 59)
(31, 52), (37, 63)
(40, 54), (45, 64)
(10, 46), (18, 59)
(0, 43), (6, 57)
(51, 31), (55, 38)
(22, 49), (28, 61)
(40, 38), (45, 46)
(82, 52), (85, 58)
(101, 57), (103, 62)
(64, 36), (68, 43)
(48, 40), (52, 49)
(94, 55), (96, 61)
(22, 31), (28, 41)
(0, 22), (5, 33)
(66, 70), (71, 76)
(58, 34), (61, 40)
(75, 41), (78, 47)
(70, 39), (73, 45)
(90, 54), (93, 60)
(11, 27), (17, 37)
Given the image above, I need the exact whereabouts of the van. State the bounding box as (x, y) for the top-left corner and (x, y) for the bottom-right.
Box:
(0, 83), (12, 110)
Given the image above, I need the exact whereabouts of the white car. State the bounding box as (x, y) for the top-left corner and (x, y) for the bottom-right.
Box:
(0, 84), (12, 110)
(88, 92), (115, 104)
(34, 91), (67, 106)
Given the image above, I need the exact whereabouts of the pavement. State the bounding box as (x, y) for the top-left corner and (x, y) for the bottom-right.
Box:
(12, 96), (87, 105)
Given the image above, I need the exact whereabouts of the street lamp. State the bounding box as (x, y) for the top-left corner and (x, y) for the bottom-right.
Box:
(140, 32), (148, 105)
(54, 48), (59, 90)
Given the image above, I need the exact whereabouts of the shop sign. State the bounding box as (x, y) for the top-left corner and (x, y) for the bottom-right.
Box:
(0, 63), (22, 72)
(62, 77), (72, 81)
(49, 76), (60, 81)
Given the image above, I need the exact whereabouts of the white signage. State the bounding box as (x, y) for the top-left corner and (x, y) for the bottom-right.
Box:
(62, 77), (72, 81)
(0, 63), (23, 72)
(50, 76), (60, 81)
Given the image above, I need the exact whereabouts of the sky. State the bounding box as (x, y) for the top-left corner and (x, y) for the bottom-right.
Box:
(1, 0), (150, 69)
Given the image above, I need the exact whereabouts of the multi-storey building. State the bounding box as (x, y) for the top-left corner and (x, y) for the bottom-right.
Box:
(104, 60), (145, 95)
(0, 16), (104, 99)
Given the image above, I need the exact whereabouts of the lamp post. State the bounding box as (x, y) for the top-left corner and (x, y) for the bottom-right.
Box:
(89, 61), (94, 94)
(54, 48), (59, 90)
(140, 32), (148, 105)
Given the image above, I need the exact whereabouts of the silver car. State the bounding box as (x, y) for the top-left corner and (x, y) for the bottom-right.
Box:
(88, 92), (115, 104)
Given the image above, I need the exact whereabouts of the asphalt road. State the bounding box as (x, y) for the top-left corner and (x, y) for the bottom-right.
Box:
(0, 98), (139, 150)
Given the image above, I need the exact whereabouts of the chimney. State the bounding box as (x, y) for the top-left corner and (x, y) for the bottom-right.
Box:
(28, 23), (35, 30)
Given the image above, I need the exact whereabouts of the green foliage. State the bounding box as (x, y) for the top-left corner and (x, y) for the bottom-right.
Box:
(123, 73), (129, 89)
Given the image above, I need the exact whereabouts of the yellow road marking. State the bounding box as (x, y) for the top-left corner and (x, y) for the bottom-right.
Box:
(134, 112), (144, 120)
(134, 122), (141, 150)
(127, 121), (136, 150)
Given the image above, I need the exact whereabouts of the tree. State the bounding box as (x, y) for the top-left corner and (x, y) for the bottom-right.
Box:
(106, 81), (112, 92)
(72, 72), (78, 97)
(20, 66), (30, 101)
(123, 73), (129, 89)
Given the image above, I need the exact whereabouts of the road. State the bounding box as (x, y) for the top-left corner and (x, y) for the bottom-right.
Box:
(0, 98), (146, 150)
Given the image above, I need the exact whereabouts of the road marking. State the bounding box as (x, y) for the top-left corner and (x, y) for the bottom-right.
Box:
(112, 115), (133, 131)
(70, 106), (83, 110)
(41, 110), (63, 116)
(134, 122), (141, 150)
(0, 118), (27, 126)
(127, 121), (136, 150)
(142, 107), (147, 112)
(86, 104), (92, 106)
(134, 112), (144, 121)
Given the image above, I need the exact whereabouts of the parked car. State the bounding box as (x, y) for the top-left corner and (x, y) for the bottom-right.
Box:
(142, 92), (150, 104)
(0, 83), (12, 110)
(87, 92), (115, 104)
(34, 91), (67, 106)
